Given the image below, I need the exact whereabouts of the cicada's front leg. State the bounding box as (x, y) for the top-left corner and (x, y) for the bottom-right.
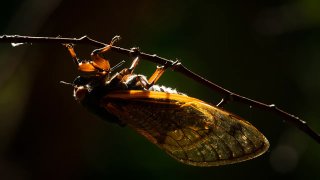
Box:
(64, 36), (121, 73)
(64, 44), (97, 72)
(90, 36), (121, 72)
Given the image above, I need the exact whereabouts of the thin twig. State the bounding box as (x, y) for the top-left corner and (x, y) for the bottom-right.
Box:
(0, 35), (319, 144)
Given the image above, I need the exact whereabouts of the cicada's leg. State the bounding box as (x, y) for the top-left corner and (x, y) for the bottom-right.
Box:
(131, 65), (169, 90)
(124, 57), (166, 89)
(128, 56), (140, 73)
(122, 55), (161, 89)
(126, 59), (181, 89)
(145, 60), (181, 89)
(129, 66), (166, 90)
(125, 56), (151, 89)
(64, 44), (80, 65)
(146, 66), (166, 88)
(89, 36), (121, 72)
(64, 44), (96, 72)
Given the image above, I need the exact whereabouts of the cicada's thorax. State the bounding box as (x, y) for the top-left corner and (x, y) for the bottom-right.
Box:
(72, 68), (182, 125)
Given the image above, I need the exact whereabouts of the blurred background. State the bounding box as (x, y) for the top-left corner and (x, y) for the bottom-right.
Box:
(0, 0), (320, 179)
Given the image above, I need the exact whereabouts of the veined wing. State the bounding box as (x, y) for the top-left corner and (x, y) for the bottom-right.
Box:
(103, 90), (269, 166)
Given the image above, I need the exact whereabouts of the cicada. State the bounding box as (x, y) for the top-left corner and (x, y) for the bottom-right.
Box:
(63, 37), (269, 167)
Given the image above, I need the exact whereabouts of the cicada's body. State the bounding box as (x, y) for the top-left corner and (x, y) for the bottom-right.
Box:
(73, 69), (269, 166)
(65, 40), (269, 167)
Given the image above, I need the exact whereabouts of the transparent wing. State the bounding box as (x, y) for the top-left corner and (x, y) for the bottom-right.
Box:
(103, 91), (269, 166)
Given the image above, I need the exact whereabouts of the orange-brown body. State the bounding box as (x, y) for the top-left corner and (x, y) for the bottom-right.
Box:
(66, 40), (269, 166)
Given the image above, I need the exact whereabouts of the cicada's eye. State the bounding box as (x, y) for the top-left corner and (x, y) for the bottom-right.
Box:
(73, 76), (94, 101)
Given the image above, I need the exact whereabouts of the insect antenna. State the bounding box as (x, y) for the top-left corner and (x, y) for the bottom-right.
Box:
(59, 81), (75, 87)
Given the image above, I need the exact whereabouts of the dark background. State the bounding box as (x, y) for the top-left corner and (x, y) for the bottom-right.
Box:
(0, 0), (319, 179)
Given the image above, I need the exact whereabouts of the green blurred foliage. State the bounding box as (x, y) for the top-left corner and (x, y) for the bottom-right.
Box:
(0, 0), (319, 179)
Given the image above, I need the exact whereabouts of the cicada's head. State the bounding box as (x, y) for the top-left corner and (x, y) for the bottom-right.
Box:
(71, 68), (133, 103)
(72, 75), (106, 102)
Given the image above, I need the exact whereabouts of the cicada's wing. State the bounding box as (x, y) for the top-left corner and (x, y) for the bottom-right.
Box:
(103, 90), (269, 166)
